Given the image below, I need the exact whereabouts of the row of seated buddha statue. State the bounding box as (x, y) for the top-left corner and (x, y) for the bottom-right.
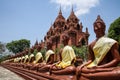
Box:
(10, 45), (80, 75)
(2, 15), (120, 80)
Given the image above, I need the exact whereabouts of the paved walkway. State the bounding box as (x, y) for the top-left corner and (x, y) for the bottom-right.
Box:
(0, 66), (24, 80)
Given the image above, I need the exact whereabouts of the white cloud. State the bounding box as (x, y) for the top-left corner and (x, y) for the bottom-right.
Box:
(50, 0), (100, 16)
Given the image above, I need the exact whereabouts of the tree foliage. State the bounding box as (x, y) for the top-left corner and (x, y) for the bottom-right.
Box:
(0, 55), (10, 63)
(54, 44), (64, 54)
(40, 48), (46, 59)
(108, 17), (120, 45)
(6, 39), (30, 54)
(0, 42), (6, 54)
(72, 45), (88, 61)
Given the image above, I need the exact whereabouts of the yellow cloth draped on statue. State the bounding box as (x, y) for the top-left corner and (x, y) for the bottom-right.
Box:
(21, 56), (25, 62)
(45, 50), (54, 63)
(33, 52), (43, 64)
(24, 55), (29, 63)
(14, 57), (21, 63)
(56, 46), (76, 68)
(29, 54), (34, 63)
(87, 37), (117, 68)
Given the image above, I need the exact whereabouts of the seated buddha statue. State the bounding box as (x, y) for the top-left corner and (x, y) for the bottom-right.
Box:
(76, 15), (120, 80)
(25, 54), (35, 69)
(16, 57), (22, 67)
(24, 55), (29, 63)
(13, 57), (20, 66)
(33, 52), (43, 64)
(50, 45), (76, 75)
(28, 45), (43, 70)
(30, 52), (43, 70)
(37, 50), (55, 72)
(19, 56), (25, 68)
(23, 55), (29, 68)
(21, 56), (25, 63)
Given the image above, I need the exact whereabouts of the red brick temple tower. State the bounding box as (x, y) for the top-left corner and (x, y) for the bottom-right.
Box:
(44, 8), (89, 50)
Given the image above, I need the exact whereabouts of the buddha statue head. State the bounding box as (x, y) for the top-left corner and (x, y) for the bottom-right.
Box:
(24, 55), (29, 63)
(45, 50), (55, 64)
(33, 52), (43, 64)
(21, 56), (25, 63)
(29, 54), (35, 63)
(93, 15), (106, 38)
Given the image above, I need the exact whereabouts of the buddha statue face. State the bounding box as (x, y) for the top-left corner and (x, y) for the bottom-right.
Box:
(47, 54), (54, 64)
(31, 57), (35, 63)
(94, 22), (105, 37)
(29, 56), (35, 63)
(37, 58), (43, 63)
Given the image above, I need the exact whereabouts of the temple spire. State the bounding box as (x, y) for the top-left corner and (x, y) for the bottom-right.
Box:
(35, 39), (38, 46)
(59, 6), (62, 15)
(86, 27), (89, 34)
(67, 6), (79, 23)
(54, 6), (65, 23)
(71, 5), (74, 13)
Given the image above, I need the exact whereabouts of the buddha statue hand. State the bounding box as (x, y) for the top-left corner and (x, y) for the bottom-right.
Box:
(49, 67), (54, 75)
(49, 64), (55, 75)
(76, 60), (92, 76)
(87, 66), (97, 69)
(76, 64), (85, 76)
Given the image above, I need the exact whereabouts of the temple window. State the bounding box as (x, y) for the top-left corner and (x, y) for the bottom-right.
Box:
(77, 24), (80, 30)
(81, 39), (85, 45)
(65, 25), (67, 30)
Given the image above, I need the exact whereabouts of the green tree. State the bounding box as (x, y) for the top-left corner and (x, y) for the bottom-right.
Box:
(40, 48), (46, 59)
(6, 39), (30, 54)
(108, 17), (120, 44)
(0, 42), (6, 54)
(72, 45), (88, 61)
(0, 55), (10, 63)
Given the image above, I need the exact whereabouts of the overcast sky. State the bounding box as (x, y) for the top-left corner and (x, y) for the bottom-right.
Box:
(0, 0), (120, 46)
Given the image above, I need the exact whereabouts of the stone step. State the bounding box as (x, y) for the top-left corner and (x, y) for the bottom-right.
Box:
(0, 66), (24, 80)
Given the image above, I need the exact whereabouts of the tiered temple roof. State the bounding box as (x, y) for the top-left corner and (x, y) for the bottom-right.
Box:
(44, 8), (89, 50)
